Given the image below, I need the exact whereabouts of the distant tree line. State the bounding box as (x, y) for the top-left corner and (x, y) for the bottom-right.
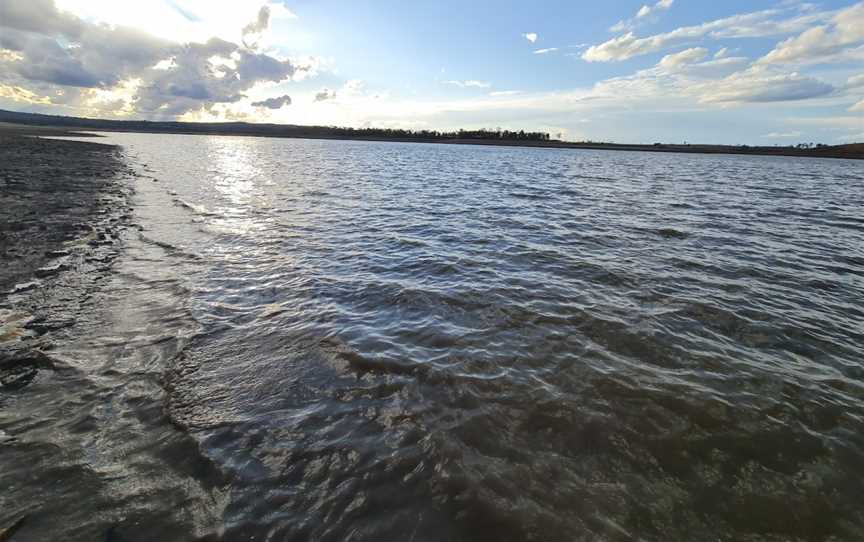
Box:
(788, 142), (828, 149)
(0, 109), (553, 142)
(317, 126), (552, 141)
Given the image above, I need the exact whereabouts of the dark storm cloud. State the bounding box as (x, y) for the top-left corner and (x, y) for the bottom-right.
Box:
(0, 0), (305, 117)
(251, 94), (292, 109)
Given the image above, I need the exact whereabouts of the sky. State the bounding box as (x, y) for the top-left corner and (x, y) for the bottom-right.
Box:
(0, 0), (862, 144)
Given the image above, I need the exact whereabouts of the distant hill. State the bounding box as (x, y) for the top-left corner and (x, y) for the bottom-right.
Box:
(0, 108), (860, 159)
(0, 108), (551, 142)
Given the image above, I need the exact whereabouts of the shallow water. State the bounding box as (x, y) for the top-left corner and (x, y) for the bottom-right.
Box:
(3, 133), (864, 541)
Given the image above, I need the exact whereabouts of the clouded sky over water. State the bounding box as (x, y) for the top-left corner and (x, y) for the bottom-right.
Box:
(0, 0), (862, 143)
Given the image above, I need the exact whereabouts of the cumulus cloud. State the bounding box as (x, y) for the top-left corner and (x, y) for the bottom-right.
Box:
(586, 7), (834, 62)
(251, 94), (291, 109)
(0, 0), (171, 88)
(523, 32), (538, 43)
(133, 39), (299, 115)
(0, 0), (310, 118)
(758, 2), (864, 65)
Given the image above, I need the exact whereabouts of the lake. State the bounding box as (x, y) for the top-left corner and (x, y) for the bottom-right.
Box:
(3, 133), (863, 541)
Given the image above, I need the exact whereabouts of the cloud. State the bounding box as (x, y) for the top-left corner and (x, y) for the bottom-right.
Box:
(523, 32), (538, 43)
(443, 80), (491, 88)
(758, 2), (864, 65)
(0, 83), (52, 104)
(658, 47), (708, 70)
(611, 0), (674, 32)
(696, 68), (834, 104)
(585, 7), (834, 62)
(850, 99), (864, 112)
(763, 130), (803, 138)
(489, 90), (523, 96)
(0, 0), (310, 117)
(315, 88), (336, 102)
(251, 94), (291, 109)
(533, 48), (559, 55)
(0, 0), (172, 88)
(653, 47), (749, 78)
(242, 5), (271, 49)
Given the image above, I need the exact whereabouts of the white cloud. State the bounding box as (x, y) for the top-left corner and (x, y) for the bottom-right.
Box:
(611, 0), (674, 32)
(639, 0), (674, 19)
(658, 47), (708, 70)
(523, 32), (538, 43)
(714, 47), (729, 58)
(443, 80), (491, 88)
(696, 68), (834, 104)
(758, 2), (864, 65)
(850, 99), (864, 112)
(0, 0), (312, 117)
(586, 7), (834, 62)
(763, 130), (803, 138)
(533, 48), (559, 55)
(51, 0), (296, 45)
(655, 48), (749, 78)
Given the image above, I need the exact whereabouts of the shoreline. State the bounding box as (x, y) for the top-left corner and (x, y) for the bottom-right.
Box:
(25, 126), (864, 160)
(1, 115), (860, 160)
(0, 134), (126, 293)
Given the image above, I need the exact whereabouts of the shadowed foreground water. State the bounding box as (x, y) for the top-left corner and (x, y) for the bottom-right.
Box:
(2, 134), (863, 541)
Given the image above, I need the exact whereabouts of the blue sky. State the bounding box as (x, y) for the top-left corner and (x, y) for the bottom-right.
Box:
(0, 0), (862, 143)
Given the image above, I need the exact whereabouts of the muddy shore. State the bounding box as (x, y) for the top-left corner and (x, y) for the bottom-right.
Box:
(0, 134), (134, 537)
(0, 131), (133, 402)
(0, 135), (128, 292)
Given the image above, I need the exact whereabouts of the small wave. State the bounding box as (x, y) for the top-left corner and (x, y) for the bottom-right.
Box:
(172, 197), (217, 217)
(138, 233), (202, 260)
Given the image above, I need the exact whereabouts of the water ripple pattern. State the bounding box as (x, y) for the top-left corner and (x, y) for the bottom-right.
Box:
(107, 134), (864, 540)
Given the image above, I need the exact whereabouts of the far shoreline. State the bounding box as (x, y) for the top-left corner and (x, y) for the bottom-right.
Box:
(1, 117), (861, 161)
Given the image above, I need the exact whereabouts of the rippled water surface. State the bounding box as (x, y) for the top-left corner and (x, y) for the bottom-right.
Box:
(5, 134), (864, 541)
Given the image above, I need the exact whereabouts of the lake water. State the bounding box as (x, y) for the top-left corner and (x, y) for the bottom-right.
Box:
(3, 133), (864, 540)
